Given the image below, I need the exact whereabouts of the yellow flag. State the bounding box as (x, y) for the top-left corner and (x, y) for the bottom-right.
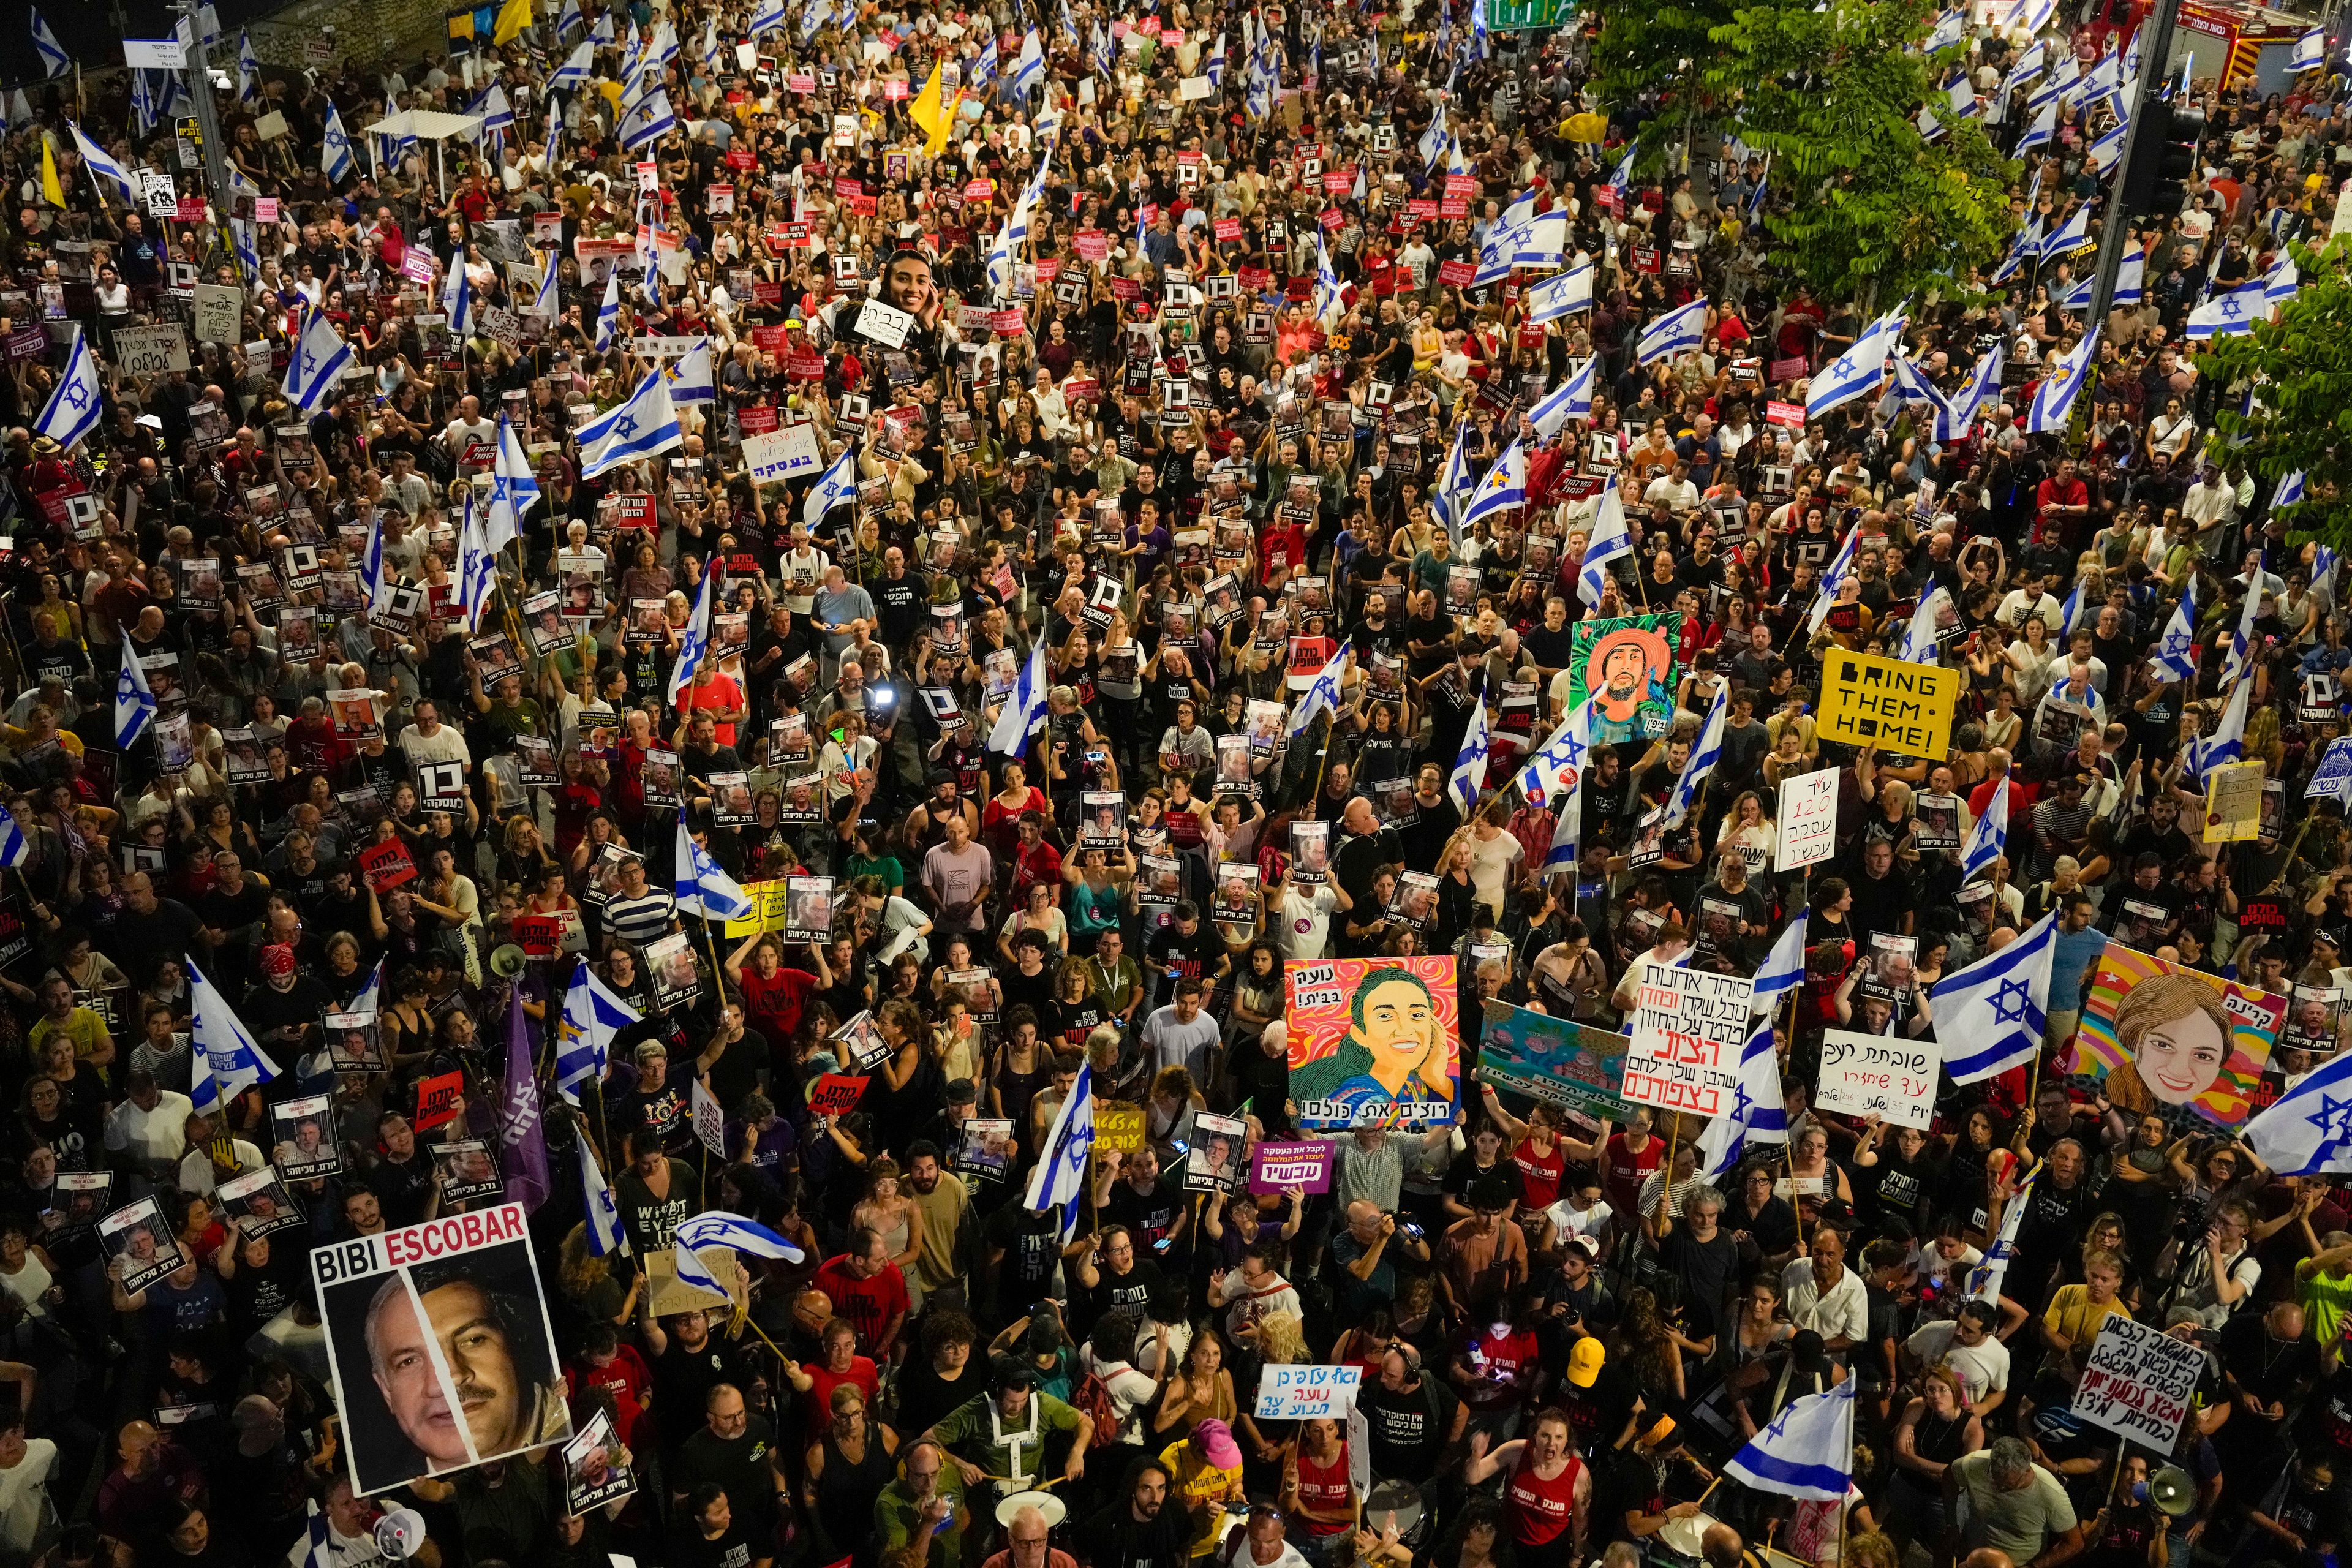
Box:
(39, 138), (63, 208)
(448, 10), (476, 38)
(492, 0), (531, 46)
(925, 90), (963, 156)
(909, 60), (947, 140)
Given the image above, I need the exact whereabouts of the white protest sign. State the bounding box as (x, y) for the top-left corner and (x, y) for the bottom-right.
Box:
(1623, 961), (1752, 1117)
(856, 298), (916, 349)
(1816, 1029), (1937, 1129)
(114, 323), (192, 375)
(192, 283), (244, 344)
(1347, 1403), (1370, 1498)
(2074, 1315), (2207, 1452)
(1254, 1363), (1362, 1420)
(1179, 74), (1213, 100)
(1774, 767), (1840, 872)
(140, 171), (177, 217)
(741, 424), (824, 487)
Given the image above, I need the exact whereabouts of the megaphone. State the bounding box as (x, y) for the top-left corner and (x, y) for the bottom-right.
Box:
(490, 943), (528, 978)
(2149, 1466), (2196, 1517)
(375, 1509), (428, 1560)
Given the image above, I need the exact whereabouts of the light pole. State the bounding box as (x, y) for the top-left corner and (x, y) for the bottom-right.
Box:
(2085, 0), (2184, 325)
(172, 0), (233, 229)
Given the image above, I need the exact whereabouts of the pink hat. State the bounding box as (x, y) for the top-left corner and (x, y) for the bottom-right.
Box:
(1194, 1419), (1242, 1470)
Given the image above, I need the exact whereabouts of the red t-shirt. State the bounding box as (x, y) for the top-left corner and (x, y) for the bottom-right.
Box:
(798, 1353), (880, 1438)
(738, 964), (818, 1046)
(811, 1257), (910, 1353)
(1602, 1132), (1663, 1218)
(1506, 1455), (1585, 1545)
(567, 1343), (653, 1444)
(1459, 1324), (1542, 1411)
(679, 671), (745, 748)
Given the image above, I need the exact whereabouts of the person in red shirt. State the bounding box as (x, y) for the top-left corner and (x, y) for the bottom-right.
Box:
(677, 661), (748, 749)
(567, 1321), (655, 1450)
(782, 1317), (880, 1441)
(810, 1231), (911, 1359)
(2034, 455), (2093, 551)
(724, 932), (824, 1046)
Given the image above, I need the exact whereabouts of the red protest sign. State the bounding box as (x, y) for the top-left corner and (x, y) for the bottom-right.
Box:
(787, 350), (828, 380)
(1437, 258), (1476, 287)
(739, 404), (779, 434)
(1215, 218), (1242, 241)
(415, 1071), (464, 1132)
(808, 1074), (870, 1117)
(752, 325), (790, 353)
(1439, 197), (1468, 218)
(514, 914), (564, 957)
(357, 839), (416, 892)
(1765, 400), (1808, 428)
(727, 148), (756, 170)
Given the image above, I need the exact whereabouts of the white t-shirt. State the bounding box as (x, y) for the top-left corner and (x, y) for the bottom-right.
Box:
(1080, 1346), (1161, 1446)
(104, 1090), (196, 1167)
(1904, 1319), (2011, 1405)
(0, 1438), (56, 1554)
(1276, 886), (1339, 960)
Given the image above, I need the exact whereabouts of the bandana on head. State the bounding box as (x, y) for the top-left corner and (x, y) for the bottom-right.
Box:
(259, 944), (297, 980)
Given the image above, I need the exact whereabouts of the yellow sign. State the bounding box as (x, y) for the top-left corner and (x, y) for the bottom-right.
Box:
(723, 880), (790, 938)
(1095, 1101), (1146, 1156)
(1817, 650), (1962, 758)
(2203, 761), (2266, 843)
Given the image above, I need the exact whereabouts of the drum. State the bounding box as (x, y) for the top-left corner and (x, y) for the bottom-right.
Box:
(994, 1490), (1069, 1528)
(1657, 1511), (1719, 1567)
(1362, 1480), (1427, 1548)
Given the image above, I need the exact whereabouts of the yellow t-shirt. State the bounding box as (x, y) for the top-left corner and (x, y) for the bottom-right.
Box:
(2043, 1284), (2130, 1348)
(1157, 1441), (1243, 1556)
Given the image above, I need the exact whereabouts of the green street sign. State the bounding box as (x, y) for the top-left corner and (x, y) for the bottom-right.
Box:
(1485, 0), (1566, 31)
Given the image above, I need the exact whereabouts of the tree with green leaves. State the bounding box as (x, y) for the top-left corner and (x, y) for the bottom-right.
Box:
(2198, 237), (2352, 554)
(1591, 0), (1740, 175)
(1700, 0), (2015, 311)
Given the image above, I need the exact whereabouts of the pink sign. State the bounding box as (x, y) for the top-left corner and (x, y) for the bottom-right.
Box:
(1765, 400), (1809, 428)
(1250, 1140), (1333, 1194)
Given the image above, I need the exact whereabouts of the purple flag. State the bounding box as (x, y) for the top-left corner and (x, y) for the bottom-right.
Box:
(497, 984), (551, 1213)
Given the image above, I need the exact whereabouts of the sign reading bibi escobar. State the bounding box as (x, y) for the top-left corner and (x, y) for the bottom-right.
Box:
(311, 1203), (571, 1496)
(1623, 961), (1752, 1115)
(1285, 958), (1459, 1128)
(1817, 650), (1961, 758)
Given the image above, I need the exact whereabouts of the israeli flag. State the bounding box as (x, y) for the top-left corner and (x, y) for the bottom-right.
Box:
(2186, 282), (2267, 341)
(454, 494), (498, 635)
(1904, 586), (1953, 664)
(1934, 908), (2059, 1085)
(530, 247), (560, 322)
(1972, 1170), (2037, 1303)
(1657, 683), (1728, 832)
(69, 124), (140, 208)
(971, 37), (1000, 89)
(1698, 1017), (1789, 1180)
(556, 957), (640, 1103)
(2059, 579), (2089, 639)
(1992, 221), (2041, 285)
(282, 309), (353, 418)
(322, 101), (356, 183)
(1924, 8), (1966, 51)
(2192, 676), (2250, 786)
(1460, 440), (1528, 535)
(1637, 300), (1708, 366)
(2026, 328), (2098, 434)
(1609, 143), (1635, 204)
(2148, 574), (2201, 683)
(1205, 31), (1228, 84)
(1011, 27), (1046, 94)
(1725, 1379), (1856, 1502)
(116, 647), (157, 748)
(1806, 308), (1904, 421)
(2222, 575), (2262, 685)
(1517, 698), (1596, 803)
(441, 260), (475, 339)
(619, 86), (676, 151)
(1749, 912), (1809, 1017)
(989, 641), (1050, 756)
(1024, 1061), (1098, 1240)
(803, 442), (859, 526)
(2112, 249), (2146, 306)
(34, 327), (104, 453)
(2086, 118), (2127, 176)
(594, 266), (622, 352)
(238, 29), (260, 100)
(2038, 203), (2092, 260)
(673, 1210), (806, 1294)
(130, 70), (158, 136)
(1432, 423), (1473, 540)
(0, 805), (26, 869)
(2315, 543), (2341, 606)
(1578, 480), (1632, 609)
(1526, 262), (1594, 323)
(1541, 780), (1581, 878)
(592, 7), (613, 40)
(649, 17), (679, 64)
(2263, 251), (2301, 307)
(579, 1137), (630, 1256)
(472, 83), (516, 141)
(2277, 470), (2309, 513)
(2292, 25), (2328, 72)
(667, 337), (715, 405)
(1531, 358), (1595, 439)
(551, 40), (595, 90)
(675, 815), (757, 924)
(31, 10), (67, 78)
(357, 510), (390, 613)
(2017, 99), (2058, 153)
(1804, 528), (1862, 634)
(1313, 232), (1347, 326)
(2245, 1030), (2352, 1174)
(577, 369), (684, 477)
(748, 0), (786, 32)
(1961, 775), (2009, 878)
(665, 570), (714, 703)
(187, 957), (282, 1117)
(1448, 695), (1491, 813)
(1286, 641), (1352, 741)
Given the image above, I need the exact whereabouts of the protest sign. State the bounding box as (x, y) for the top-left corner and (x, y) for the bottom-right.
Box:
(807, 1074), (869, 1117)
(1184, 1114), (1248, 1192)
(2065, 943), (2283, 1131)
(1815, 650), (1962, 758)
(1774, 767), (1840, 872)
(99, 1197), (185, 1297)
(2204, 761), (2266, 843)
(1249, 1140), (1334, 1193)
(358, 839), (417, 892)
(1477, 1001), (1632, 1123)
(269, 1094), (344, 1179)
(1623, 962), (1753, 1116)
(1254, 1365), (1363, 1420)
(742, 424), (824, 486)
(311, 1204), (570, 1495)
(1095, 1101), (1147, 1155)
(954, 1118), (1016, 1180)
(562, 1408), (637, 1516)
(414, 1071), (464, 1132)
(192, 283), (244, 344)
(1816, 1029), (1937, 1128)
(216, 1166), (304, 1238)
(1564, 613), (1679, 745)
(2308, 736), (2352, 805)
(1284, 957), (1459, 1129)
(2073, 1314), (2207, 1451)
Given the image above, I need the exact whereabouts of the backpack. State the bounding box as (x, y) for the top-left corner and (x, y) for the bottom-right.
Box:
(1068, 1369), (1121, 1449)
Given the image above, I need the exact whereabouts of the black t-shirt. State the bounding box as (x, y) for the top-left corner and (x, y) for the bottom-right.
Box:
(1359, 1373), (1460, 1477)
(1072, 1499), (1196, 1568)
(668, 1520), (760, 1568)
(1560, 1355), (1640, 1455)
(1660, 1228), (1740, 1336)
(652, 1333), (749, 1452)
(1144, 923), (1218, 987)
(672, 1417), (780, 1528)
(986, 1203), (1065, 1319)
(1077, 1251), (1169, 1330)
(102, 899), (208, 988)
(706, 1027), (771, 1116)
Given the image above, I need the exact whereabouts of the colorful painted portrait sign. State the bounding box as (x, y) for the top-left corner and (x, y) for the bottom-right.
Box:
(1564, 612), (1679, 746)
(2065, 942), (2283, 1129)
(1285, 957), (1459, 1129)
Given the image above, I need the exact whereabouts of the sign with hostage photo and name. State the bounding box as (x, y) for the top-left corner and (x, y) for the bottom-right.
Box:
(1284, 958), (1458, 1129)
(311, 1204), (572, 1496)
(1623, 962), (1754, 1117)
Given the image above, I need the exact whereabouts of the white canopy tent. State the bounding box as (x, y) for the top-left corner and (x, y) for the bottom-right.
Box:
(362, 109), (488, 190)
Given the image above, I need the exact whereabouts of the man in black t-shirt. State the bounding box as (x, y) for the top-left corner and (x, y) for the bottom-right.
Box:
(1069, 1224), (1169, 1333)
(1359, 1346), (1465, 1479)
(984, 1202), (1066, 1332)
(1071, 1461), (1194, 1568)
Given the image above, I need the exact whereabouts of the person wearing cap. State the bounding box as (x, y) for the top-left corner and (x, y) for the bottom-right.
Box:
(1158, 1417), (1246, 1558)
(925, 1353), (1091, 1493)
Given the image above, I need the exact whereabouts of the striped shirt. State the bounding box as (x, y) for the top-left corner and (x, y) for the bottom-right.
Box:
(603, 889), (676, 949)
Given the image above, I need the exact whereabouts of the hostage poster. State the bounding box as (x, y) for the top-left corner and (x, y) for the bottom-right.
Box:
(1284, 957), (1458, 1129)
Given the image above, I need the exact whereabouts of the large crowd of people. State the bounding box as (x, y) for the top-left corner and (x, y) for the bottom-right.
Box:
(0, 0), (2346, 1566)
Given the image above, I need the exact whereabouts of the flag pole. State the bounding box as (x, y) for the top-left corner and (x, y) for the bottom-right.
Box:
(1787, 869), (1808, 1252)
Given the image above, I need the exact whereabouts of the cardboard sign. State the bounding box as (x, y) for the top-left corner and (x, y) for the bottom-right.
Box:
(192, 283), (244, 344)
(807, 1074), (869, 1117)
(356, 839), (417, 891)
(1248, 1140), (1333, 1193)
(413, 1071), (464, 1132)
(1623, 961), (1754, 1116)
(2204, 760), (2266, 843)
(1254, 1364), (1363, 1420)
(114, 323), (191, 375)
(1774, 767), (1841, 873)
(1817, 650), (1962, 758)
(2074, 1315), (2207, 1451)
(1816, 1029), (1937, 1128)
(1094, 1101), (1147, 1155)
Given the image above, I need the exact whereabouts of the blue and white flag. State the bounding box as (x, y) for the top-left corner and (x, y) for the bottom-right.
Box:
(34, 327), (103, 453)
(577, 369), (684, 477)
(130, 70), (159, 136)
(1432, 423), (1473, 540)
(1205, 31), (1227, 85)
(357, 510), (390, 614)
(1905, 587), (1954, 663)
(2292, 25), (2328, 72)
(591, 7), (613, 40)
(2086, 118), (2128, 176)
(2193, 675), (2250, 786)
(989, 641), (1049, 757)
(2039, 203), (2092, 260)
(551, 40), (595, 89)
(116, 647), (157, 749)
(454, 494), (498, 635)
(1286, 641), (1351, 741)
(1934, 908), (2059, 1084)
(1961, 775), (2008, 878)
(2315, 543), (2342, 605)
(30, 10), (67, 77)
(2222, 574), (2262, 685)
(1637, 300), (1707, 365)
(2016, 100), (2059, 153)
(1459, 440), (1528, 534)
(187, 957), (282, 1117)
(1970, 1166), (2038, 1303)
(556, 957), (640, 1103)
(1657, 683), (1728, 832)
(1447, 693), (1491, 813)
(1526, 262), (1594, 323)
(2245, 1043), (2352, 1175)
(2185, 282), (2267, 341)
(802, 442), (859, 527)
(1024, 1061), (1097, 1239)
(1011, 28), (1046, 94)
(648, 17), (680, 64)
(442, 259), (475, 338)
(282, 309), (353, 417)
(69, 124), (140, 207)
(667, 337), (715, 405)
(1698, 1017), (1789, 1180)
(674, 1210), (806, 1294)
(748, 0), (786, 32)
(2263, 251), (2301, 308)
(1750, 912), (1809, 1017)
(1806, 308), (1904, 421)
(322, 101), (356, 183)
(1804, 528), (1862, 634)
(619, 86), (676, 151)
(0, 805), (26, 870)
(2276, 470), (2309, 513)
(665, 570), (714, 704)
(298, 1501), (333, 1568)
(350, 959), (382, 1017)
(530, 246), (560, 321)
(1518, 697), (1595, 805)
(472, 83), (516, 141)
(1924, 8), (1966, 51)
(594, 266), (622, 351)
(675, 815), (757, 924)
(2149, 574), (2201, 683)
(1540, 781), (1581, 879)
(1725, 1378), (1856, 1501)
(2026, 328), (2097, 434)
(1531, 358), (1595, 439)
(578, 1136), (629, 1256)
(2111, 249), (2146, 307)
(238, 29), (261, 99)
(1578, 480), (1632, 609)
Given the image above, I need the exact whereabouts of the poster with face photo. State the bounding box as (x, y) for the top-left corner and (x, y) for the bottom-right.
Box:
(216, 1165), (305, 1238)
(522, 591), (572, 655)
(642, 750), (682, 812)
(1214, 733), (1256, 798)
(954, 1118), (1017, 1181)
(432, 1140), (505, 1206)
(1289, 821), (1330, 885)
(1138, 854), (1183, 908)
(948, 967), (998, 1025)
(514, 736), (557, 789)
(646, 932), (703, 1010)
(1081, 793), (1127, 849)
(1913, 793), (1962, 852)
(270, 1094), (344, 1180)
(329, 689), (382, 742)
(1185, 1112), (1248, 1192)
(152, 712), (197, 774)
(178, 557), (224, 611)
(1245, 699), (1287, 755)
(710, 772), (755, 827)
(324, 1011), (386, 1074)
(778, 774), (825, 824)
(562, 1407), (637, 1516)
(769, 714), (813, 766)
(99, 1196), (186, 1296)
(2067, 943), (2283, 1130)
(784, 875), (834, 943)
(469, 634), (522, 686)
(274, 604), (321, 661)
(1214, 863), (1261, 927)
(46, 1170), (111, 1237)
(2282, 984), (2341, 1057)
(222, 728), (272, 786)
(834, 1009), (892, 1074)
(1376, 778), (1419, 827)
(1388, 870), (1441, 932)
